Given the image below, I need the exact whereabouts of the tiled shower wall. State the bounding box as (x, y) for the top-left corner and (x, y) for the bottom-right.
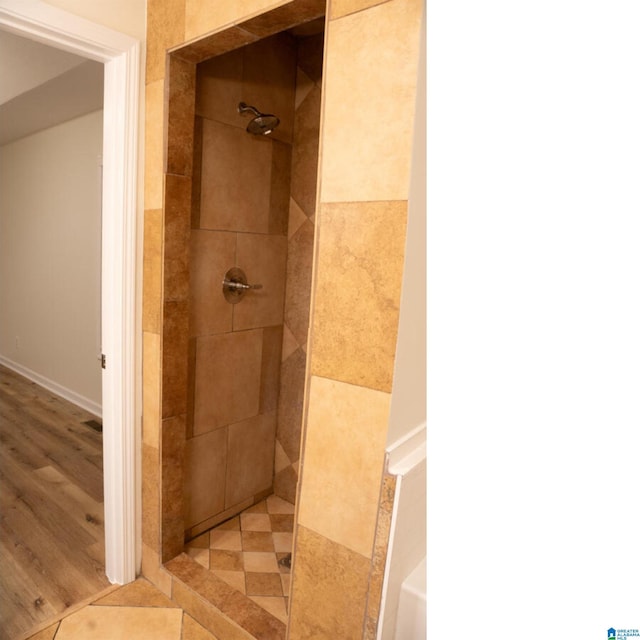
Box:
(142, 0), (423, 637)
(185, 33), (296, 538)
(274, 31), (323, 504)
(184, 30), (322, 536)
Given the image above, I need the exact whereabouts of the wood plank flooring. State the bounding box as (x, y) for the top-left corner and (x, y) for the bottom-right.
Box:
(0, 365), (109, 640)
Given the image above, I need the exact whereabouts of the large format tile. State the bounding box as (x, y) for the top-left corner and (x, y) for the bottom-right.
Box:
(200, 120), (272, 234)
(330, 0), (391, 20)
(143, 331), (161, 448)
(241, 34), (297, 145)
(144, 80), (165, 211)
(288, 525), (371, 639)
(143, 209), (163, 332)
(146, 0), (186, 83)
(196, 48), (244, 128)
(166, 55), (196, 177)
(184, 0), (290, 42)
(185, 428), (227, 528)
(310, 200), (408, 392)
(320, 0), (423, 203)
(193, 330), (263, 433)
(190, 230), (235, 336)
(225, 413), (276, 507)
(233, 233), (287, 330)
(55, 605), (183, 639)
(297, 376), (390, 558)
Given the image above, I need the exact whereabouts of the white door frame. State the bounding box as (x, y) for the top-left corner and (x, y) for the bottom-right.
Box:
(0, 0), (139, 585)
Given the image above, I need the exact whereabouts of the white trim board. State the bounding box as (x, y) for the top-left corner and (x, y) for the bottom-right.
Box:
(0, 0), (139, 585)
(0, 356), (102, 417)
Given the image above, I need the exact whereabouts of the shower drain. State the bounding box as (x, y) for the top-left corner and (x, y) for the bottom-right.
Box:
(278, 553), (292, 570)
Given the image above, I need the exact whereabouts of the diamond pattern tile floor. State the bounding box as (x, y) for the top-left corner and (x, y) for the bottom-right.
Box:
(184, 494), (295, 624)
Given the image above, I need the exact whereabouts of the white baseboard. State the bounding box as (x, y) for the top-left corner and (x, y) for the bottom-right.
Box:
(0, 355), (102, 418)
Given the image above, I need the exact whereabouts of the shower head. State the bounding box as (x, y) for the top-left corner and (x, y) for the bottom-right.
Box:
(238, 102), (280, 136)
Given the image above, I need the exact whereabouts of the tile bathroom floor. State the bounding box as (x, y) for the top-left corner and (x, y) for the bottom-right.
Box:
(184, 494), (295, 625)
(22, 578), (218, 640)
(21, 496), (294, 640)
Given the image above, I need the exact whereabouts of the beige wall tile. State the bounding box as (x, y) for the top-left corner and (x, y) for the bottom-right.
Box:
(144, 80), (165, 211)
(330, 0), (391, 20)
(142, 444), (161, 552)
(225, 413), (276, 507)
(288, 525), (370, 639)
(143, 209), (163, 333)
(146, 0), (186, 84)
(320, 0), (423, 202)
(140, 544), (173, 598)
(297, 376), (390, 558)
(190, 230), (235, 337)
(185, 428), (227, 528)
(166, 55), (196, 177)
(143, 331), (161, 449)
(184, 0), (289, 42)
(193, 330), (263, 433)
(200, 120), (272, 234)
(310, 200), (408, 392)
(233, 234), (287, 330)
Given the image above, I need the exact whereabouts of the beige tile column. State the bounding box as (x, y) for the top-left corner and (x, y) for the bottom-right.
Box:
(288, 0), (424, 637)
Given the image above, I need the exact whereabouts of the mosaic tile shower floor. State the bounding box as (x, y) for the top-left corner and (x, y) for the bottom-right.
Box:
(184, 494), (295, 624)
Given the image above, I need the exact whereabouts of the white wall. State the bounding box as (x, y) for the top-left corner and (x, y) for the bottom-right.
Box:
(387, 5), (426, 445)
(0, 110), (103, 412)
(41, 0), (146, 41)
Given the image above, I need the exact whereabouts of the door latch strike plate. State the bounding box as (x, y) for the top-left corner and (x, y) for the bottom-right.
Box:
(101, 354), (106, 369)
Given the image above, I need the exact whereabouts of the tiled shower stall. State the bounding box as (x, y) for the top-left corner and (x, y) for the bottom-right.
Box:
(142, 0), (423, 637)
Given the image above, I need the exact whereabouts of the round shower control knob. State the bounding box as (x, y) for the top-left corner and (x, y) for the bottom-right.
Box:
(222, 267), (262, 303)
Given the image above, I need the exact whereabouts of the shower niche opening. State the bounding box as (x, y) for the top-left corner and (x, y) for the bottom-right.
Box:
(156, 4), (326, 634)
(183, 21), (325, 544)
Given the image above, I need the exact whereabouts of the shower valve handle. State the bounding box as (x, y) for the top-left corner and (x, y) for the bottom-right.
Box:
(222, 279), (262, 291)
(222, 267), (262, 304)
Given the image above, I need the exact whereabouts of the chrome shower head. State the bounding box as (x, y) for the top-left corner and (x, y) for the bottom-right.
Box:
(238, 102), (280, 136)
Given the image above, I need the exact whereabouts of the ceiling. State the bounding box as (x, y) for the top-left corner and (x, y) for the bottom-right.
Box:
(0, 29), (104, 146)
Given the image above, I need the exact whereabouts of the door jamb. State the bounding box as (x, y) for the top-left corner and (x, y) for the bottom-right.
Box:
(0, 0), (140, 585)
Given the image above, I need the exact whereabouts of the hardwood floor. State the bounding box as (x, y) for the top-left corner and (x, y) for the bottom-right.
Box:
(0, 365), (109, 639)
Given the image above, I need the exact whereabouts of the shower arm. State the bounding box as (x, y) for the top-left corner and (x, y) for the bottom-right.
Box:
(238, 102), (261, 117)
